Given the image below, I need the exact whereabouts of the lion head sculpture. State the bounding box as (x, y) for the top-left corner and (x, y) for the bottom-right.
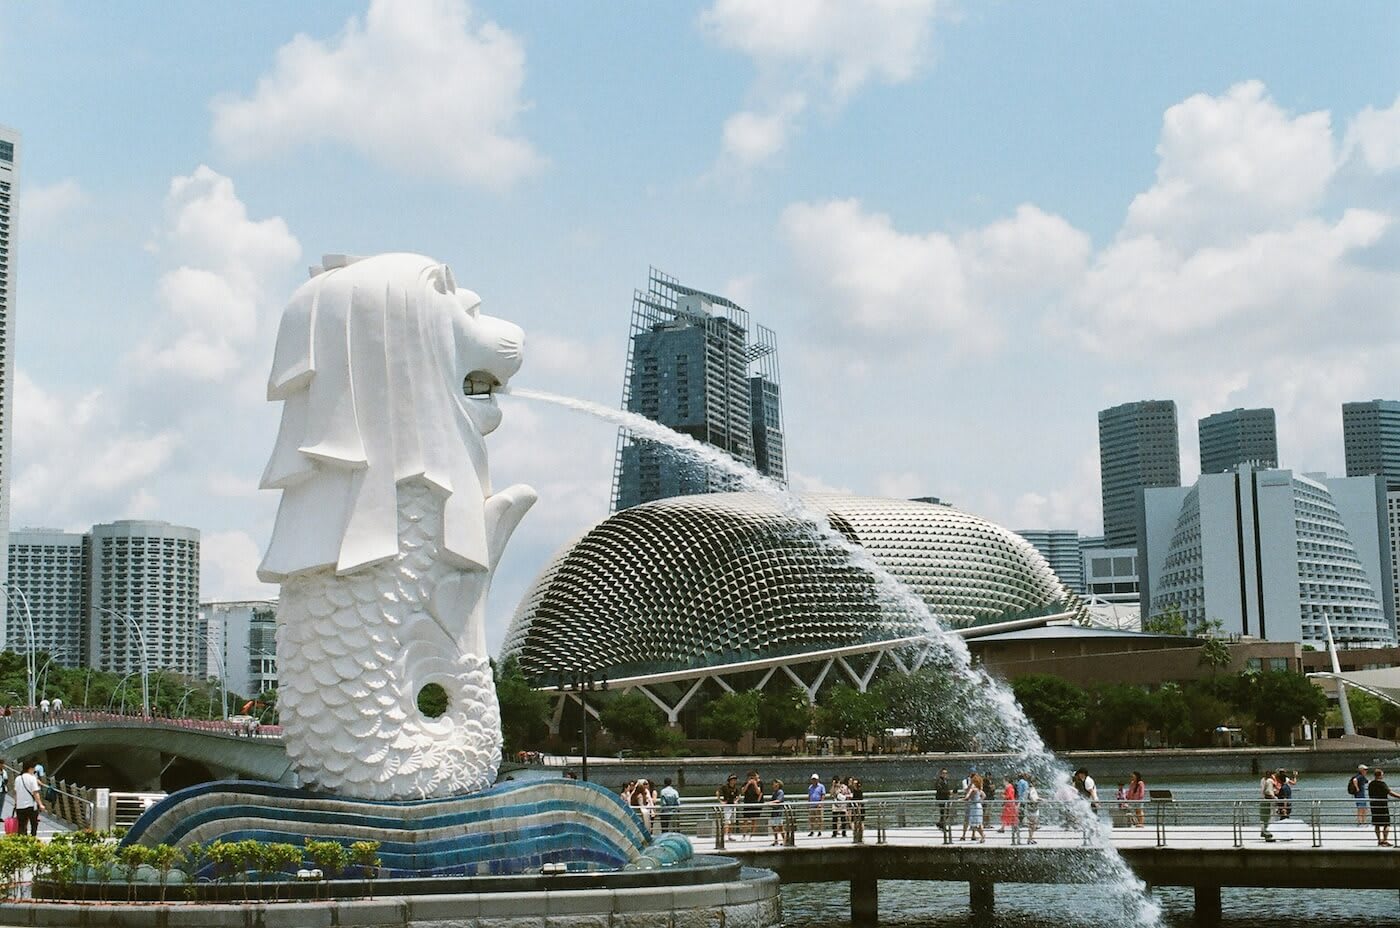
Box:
(258, 252), (525, 581)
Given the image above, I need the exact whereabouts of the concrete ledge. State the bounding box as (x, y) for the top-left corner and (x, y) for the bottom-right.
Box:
(0, 870), (781, 928)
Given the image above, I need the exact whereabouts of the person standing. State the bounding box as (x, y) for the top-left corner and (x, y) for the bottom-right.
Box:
(717, 775), (740, 841)
(38, 698), (49, 723)
(806, 774), (826, 837)
(767, 779), (786, 846)
(742, 771), (764, 840)
(1368, 769), (1398, 847)
(831, 776), (852, 837)
(934, 768), (954, 844)
(1024, 777), (1041, 845)
(50, 697), (62, 720)
(1126, 772), (1147, 828)
(964, 774), (986, 843)
(13, 760), (43, 837)
(1349, 764), (1370, 826)
(849, 777), (865, 843)
(1258, 769), (1277, 841)
(1000, 775), (1019, 843)
(658, 777), (681, 833)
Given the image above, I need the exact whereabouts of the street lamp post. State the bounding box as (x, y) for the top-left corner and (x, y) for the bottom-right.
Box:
(96, 608), (150, 718)
(560, 671), (608, 782)
(1, 584), (38, 707)
(107, 672), (137, 713)
(193, 628), (229, 721)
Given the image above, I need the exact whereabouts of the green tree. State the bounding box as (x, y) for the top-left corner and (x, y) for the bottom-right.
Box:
(813, 685), (886, 752)
(873, 668), (973, 752)
(757, 686), (811, 751)
(1091, 683), (1151, 748)
(699, 691), (761, 752)
(1197, 637), (1233, 674)
(1249, 671), (1328, 745)
(1011, 674), (1089, 746)
(1146, 682), (1193, 745)
(598, 691), (668, 752)
(1142, 603), (1188, 636)
(493, 657), (551, 754)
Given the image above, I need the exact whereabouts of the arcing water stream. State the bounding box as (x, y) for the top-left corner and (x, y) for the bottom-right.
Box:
(509, 387), (1162, 925)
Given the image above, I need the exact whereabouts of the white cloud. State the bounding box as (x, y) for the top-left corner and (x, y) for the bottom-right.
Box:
(872, 471), (927, 499)
(700, 0), (946, 165)
(202, 530), (278, 601)
(133, 166), (300, 382)
(210, 0), (542, 188)
(720, 94), (807, 165)
(18, 179), (86, 234)
(1124, 81), (1337, 248)
(1345, 94), (1400, 174)
(780, 199), (1088, 353)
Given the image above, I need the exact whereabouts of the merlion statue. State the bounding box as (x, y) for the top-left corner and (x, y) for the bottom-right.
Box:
(257, 252), (536, 800)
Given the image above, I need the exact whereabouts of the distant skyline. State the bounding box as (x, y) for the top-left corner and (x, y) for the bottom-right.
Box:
(5, 1), (1400, 650)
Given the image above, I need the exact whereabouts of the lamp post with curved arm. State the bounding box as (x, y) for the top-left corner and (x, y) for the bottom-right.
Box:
(0, 583), (38, 707)
(192, 628), (229, 721)
(95, 607), (150, 718)
(106, 672), (137, 713)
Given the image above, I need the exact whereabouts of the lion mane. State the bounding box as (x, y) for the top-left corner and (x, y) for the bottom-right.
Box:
(258, 252), (498, 581)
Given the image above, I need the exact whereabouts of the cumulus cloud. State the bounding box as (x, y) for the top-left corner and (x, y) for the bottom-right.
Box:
(700, 0), (946, 165)
(133, 166), (300, 381)
(17, 179), (86, 234)
(780, 199), (1089, 353)
(1345, 94), (1400, 173)
(202, 530), (278, 602)
(210, 0), (542, 188)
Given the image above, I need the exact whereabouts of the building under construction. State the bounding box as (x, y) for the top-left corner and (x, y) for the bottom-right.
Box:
(611, 268), (786, 511)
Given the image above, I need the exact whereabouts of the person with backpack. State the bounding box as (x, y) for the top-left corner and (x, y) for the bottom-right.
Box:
(1349, 764), (1370, 825)
(658, 777), (681, 833)
(13, 760), (43, 837)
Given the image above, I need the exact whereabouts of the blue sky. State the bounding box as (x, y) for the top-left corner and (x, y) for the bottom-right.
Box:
(4, 1), (1400, 650)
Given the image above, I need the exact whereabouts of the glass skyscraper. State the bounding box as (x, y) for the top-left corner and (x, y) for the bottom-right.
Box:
(1198, 407), (1278, 474)
(1098, 400), (1180, 549)
(1343, 399), (1400, 490)
(612, 268), (785, 510)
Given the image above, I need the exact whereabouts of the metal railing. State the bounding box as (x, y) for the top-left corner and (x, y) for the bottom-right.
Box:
(0, 709), (282, 742)
(634, 796), (1400, 851)
(2, 763), (96, 831)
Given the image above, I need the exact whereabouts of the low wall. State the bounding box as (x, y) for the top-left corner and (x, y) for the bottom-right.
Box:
(0, 867), (781, 928)
(574, 746), (1392, 792)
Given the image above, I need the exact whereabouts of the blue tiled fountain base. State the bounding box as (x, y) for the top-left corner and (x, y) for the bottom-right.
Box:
(122, 779), (692, 878)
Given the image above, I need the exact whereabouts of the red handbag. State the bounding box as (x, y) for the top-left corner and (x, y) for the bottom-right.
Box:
(3, 816), (17, 835)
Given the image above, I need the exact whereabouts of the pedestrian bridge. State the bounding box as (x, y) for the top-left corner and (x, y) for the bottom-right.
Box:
(665, 797), (1400, 925)
(0, 712), (290, 793)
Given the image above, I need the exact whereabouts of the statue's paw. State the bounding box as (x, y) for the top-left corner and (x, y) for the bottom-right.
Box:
(485, 484), (537, 568)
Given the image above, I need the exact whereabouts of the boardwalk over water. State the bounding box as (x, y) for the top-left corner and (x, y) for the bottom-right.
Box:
(668, 798), (1400, 924)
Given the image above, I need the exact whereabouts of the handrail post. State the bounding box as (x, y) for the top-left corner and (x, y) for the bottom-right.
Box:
(714, 806), (725, 851)
(1231, 801), (1243, 849)
(1310, 800), (1321, 848)
(1155, 798), (1166, 848)
(877, 801), (887, 845)
(785, 803), (797, 847)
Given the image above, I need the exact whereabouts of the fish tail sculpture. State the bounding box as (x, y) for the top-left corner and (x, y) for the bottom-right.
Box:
(257, 253), (535, 800)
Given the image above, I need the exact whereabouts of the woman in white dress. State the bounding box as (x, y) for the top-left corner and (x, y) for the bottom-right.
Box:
(964, 773), (986, 843)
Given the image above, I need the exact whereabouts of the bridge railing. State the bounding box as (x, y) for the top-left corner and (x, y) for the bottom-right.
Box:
(642, 796), (1400, 851)
(2, 763), (96, 831)
(0, 709), (282, 742)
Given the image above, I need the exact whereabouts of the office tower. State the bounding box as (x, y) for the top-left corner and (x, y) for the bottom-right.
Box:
(1015, 529), (1085, 594)
(7, 528), (89, 668)
(0, 126), (18, 646)
(200, 601), (277, 698)
(1198, 407), (1278, 474)
(1141, 467), (1394, 646)
(1098, 400), (1181, 549)
(1343, 400), (1400, 490)
(88, 520), (200, 676)
(1387, 491), (1400, 620)
(612, 268), (785, 510)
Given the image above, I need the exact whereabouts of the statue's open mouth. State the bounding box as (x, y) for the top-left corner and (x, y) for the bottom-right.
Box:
(464, 371), (501, 397)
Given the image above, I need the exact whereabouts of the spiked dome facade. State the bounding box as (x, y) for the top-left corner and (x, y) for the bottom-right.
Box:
(503, 494), (1086, 689)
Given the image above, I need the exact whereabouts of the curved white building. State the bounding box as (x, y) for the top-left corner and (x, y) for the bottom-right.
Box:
(1144, 467), (1395, 646)
(503, 493), (1084, 684)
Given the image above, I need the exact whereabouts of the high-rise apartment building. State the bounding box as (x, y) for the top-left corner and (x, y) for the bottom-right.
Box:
(612, 268), (785, 510)
(1198, 407), (1278, 474)
(1015, 530), (1085, 594)
(200, 601), (277, 699)
(1098, 400), (1181, 549)
(88, 520), (200, 676)
(7, 528), (88, 667)
(0, 126), (19, 645)
(1141, 467), (1394, 646)
(1343, 400), (1400, 490)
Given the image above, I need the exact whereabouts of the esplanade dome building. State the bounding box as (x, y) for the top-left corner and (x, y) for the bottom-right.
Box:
(502, 494), (1085, 695)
